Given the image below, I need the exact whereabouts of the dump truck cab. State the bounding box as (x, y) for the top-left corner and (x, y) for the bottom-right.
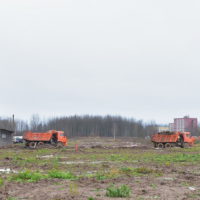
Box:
(54, 131), (67, 146)
(178, 132), (193, 146)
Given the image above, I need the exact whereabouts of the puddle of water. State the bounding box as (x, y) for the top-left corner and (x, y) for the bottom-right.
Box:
(86, 170), (108, 173)
(91, 161), (106, 164)
(59, 161), (107, 165)
(163, 178), (174, 181)
(0, 168), (17, 173)
(37, 155), (53, 158)
(59, 160), (138, 164)
(86, 171), (97, 173)
(124, 145), (139, 147)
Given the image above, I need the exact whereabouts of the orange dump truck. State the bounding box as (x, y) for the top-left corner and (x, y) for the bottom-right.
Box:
(23, 130), (67, 148)
(151, 132), (194, 149)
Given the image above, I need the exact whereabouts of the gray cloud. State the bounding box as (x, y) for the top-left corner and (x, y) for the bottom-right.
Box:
(1, 0), (200, 123)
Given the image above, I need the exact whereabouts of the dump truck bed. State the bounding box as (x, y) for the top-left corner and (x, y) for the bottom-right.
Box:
(151, 133), (179, 143)
(23, 130), (54, 141)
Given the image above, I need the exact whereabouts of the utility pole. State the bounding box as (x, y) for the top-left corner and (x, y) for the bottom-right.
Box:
(12, 115), (15, 136)
(113, 123), (117, 140)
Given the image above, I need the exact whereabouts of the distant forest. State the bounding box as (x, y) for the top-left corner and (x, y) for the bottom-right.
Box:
(0, 114), (158, 138)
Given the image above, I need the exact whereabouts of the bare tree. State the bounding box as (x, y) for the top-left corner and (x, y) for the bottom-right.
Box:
(30, 113), (41, 132)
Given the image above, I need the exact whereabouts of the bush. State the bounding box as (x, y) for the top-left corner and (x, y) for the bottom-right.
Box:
(106, 183), (130, 197)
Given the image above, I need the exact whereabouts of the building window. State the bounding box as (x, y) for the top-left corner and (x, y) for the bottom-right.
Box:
(2, 134), (6, 139)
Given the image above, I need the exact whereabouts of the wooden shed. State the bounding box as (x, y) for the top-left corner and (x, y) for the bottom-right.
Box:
(0, 129), (14, 147)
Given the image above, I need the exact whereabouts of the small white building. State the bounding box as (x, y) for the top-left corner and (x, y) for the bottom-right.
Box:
(0, 129), (14, 147)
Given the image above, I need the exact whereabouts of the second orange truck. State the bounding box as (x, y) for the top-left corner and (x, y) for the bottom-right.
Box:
(151, 132), (194, 148)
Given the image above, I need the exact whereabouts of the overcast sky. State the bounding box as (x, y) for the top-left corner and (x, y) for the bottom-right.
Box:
(0, 0), (200, 124)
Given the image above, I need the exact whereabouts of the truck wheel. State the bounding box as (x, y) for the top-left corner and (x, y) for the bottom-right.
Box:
(57, 142), (63, 147)
(38, 142), (44, 146)
(25, 141), (29, 147)
(165, 143), (171, 148)
(157, 143), (164, 149)
(30, 142), (36, 148)
(183, 143), (189, 149)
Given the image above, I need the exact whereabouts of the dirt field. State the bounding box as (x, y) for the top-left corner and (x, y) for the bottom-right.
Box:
(0, 138), (200, 200)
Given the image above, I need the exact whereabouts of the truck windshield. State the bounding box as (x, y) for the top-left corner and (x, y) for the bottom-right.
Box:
(60, 133), (65, 136)
(186, 134), (191, 137)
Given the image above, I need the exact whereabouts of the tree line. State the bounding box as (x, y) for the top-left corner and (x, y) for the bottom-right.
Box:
(0, 114), (158, 138)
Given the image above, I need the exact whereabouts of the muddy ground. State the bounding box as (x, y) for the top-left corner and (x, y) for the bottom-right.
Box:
(0, 138), (200, 200)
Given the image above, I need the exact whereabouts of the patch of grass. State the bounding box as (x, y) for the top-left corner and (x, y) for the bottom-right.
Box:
(106, 154), (126, 162)
(188, 195), (199, 198)
(0, 177), (3, 186)
(150, 183), (156, 188)
(96, 172), (106, 180)
(108, 166), (119, 177)
(120, 167), (161, 177)
(36, 149), (49, 154)
(96, 167), (120, 180)
(143, 153), (200, 163)
(24, 158), (36, 163)
(165, 162), (170, 166)
(13, 155), (22, 162)
(7, 169), (45, 182)
(120, 167), (132, 173)
(91, 189), (103, 191)
(53, 157), (58, 168)
(54, 182), (61, 185)
(81, 171), (95, 178)
(68, 180), (78, 195)
(96, 193), (100, 196)
(155, 172), (163, 177)
(48, 169), (76, 180)
(86, 174), (94, 178)
(61, 148), (67, 152)
(6, 197), (17, 200)
(89, 156), (95, 159)
(151, 196), (159, 199)
(182, 182), (189, 186)
(105, 183), (130, 197)
(136, 197), (144, 199)
(88, 197), (95, 200)
(134, 167), (157, 174)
